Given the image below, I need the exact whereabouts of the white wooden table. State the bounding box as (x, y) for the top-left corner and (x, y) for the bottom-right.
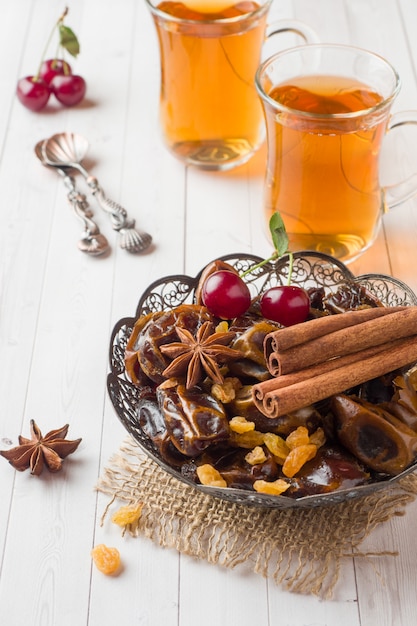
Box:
(1, 1), (417, 624)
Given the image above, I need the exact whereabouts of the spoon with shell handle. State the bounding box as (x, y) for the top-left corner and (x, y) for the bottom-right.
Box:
(35, 140), (110, 256)
(42, 132), (153, 254)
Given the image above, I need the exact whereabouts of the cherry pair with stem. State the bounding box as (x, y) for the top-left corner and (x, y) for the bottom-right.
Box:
(201, 213), (310, 327)
(17, 7), (86, 111)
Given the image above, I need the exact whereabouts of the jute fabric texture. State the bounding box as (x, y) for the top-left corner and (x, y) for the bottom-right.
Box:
(97, 436), (417, 598)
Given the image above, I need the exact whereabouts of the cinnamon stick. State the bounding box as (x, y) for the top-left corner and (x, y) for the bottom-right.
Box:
(255, 340), (393, 396)
(265, 306), (405, 355)
(266, 307), (416, 377)
(252, 335), (417, 419)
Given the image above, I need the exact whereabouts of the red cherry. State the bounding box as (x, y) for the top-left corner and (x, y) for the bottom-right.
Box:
(40, 58), (72, 84)
(16, 76), (51, 111)
(260, 285), (310, 326)
(51, 74), (86, 106)
(201, 270), (251, 319)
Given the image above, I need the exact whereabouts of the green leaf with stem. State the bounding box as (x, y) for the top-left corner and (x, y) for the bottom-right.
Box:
(240, 211), (294, 285)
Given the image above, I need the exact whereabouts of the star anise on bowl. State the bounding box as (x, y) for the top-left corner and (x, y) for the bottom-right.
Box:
(0, 420), (82, 476)
(160, 321), (243, 389)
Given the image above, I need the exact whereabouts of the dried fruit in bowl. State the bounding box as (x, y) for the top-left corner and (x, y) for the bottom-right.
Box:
(286, 445), (371, 497)
(324, 283), (383, 313)
(157, 380), (230, 456)
(228, 316), (280, 381)
(137, 391), (186, 467)
(332, 394), (417, 474)
(195, 446), (281, 490)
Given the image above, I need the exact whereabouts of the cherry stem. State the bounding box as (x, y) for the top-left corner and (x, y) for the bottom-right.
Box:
(54, 41), (61, 64)
(239, 251), (279, 278)
(34, 6), (68, 80)
(286, 251), (294, 286)
(239, 250), (294, 284)
(239, 212), (295, 285)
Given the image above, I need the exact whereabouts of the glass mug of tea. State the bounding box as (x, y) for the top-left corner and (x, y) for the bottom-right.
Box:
(145, 0), (318, 170)
(255, 44), (417, 263)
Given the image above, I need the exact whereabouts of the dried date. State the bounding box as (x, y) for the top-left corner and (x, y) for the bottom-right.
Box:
(157, 380), (230, 456)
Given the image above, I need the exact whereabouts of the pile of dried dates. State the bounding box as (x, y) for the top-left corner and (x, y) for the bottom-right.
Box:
(123, 261), (417, 498)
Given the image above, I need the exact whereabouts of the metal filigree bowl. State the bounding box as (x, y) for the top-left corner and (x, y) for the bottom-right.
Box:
(107, 251), (417, 509)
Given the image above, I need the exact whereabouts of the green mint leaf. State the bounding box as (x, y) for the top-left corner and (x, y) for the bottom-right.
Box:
(59, 25), (80, 57)
(269, 212), (289, 257)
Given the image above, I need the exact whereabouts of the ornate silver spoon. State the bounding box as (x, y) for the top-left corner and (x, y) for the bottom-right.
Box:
(42, 132), (153, 253)
(35, 140), (110, 256)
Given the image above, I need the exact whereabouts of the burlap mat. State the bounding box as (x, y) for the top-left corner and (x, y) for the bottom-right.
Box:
(97, 436), (417, 598)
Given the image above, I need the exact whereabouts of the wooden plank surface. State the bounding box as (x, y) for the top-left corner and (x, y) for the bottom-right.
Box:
(1, 0), (417, 624)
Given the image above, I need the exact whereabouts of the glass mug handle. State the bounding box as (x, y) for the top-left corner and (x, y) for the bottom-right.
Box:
(265, 19), (320, 46)
(383, 111), (417, 208)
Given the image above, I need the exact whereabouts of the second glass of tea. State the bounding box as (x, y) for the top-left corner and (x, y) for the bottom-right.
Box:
(256, 44), (417, 263)
(146, 0), (317, 170)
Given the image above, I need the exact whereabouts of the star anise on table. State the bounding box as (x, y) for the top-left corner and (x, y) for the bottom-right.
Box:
(0, 420), (82, 476)
(160, 321), (243, 389)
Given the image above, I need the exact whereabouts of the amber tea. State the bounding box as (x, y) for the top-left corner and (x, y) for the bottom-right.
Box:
(262, 75), (386, 260)
(256, 45), (417, 262)
(152, 1), (267, 169)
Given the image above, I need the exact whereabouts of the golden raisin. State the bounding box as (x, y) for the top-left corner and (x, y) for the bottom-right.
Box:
(229, 416), (256, 434)
(230, 429), (265, 448)
(253, 478), (290, 495)
(263, 432), (290, 463)
(196, 464), (227, 488)
(211, 378), (240, 403)
(285, 426), (310, 450)
(282, 444), (317, 478)
(245, 446), (267, 465)
(111, 502), (143, 527)
(309, 427), (326, 448)
(91, 544), (121, 575)
(215, 321), (229, 333)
